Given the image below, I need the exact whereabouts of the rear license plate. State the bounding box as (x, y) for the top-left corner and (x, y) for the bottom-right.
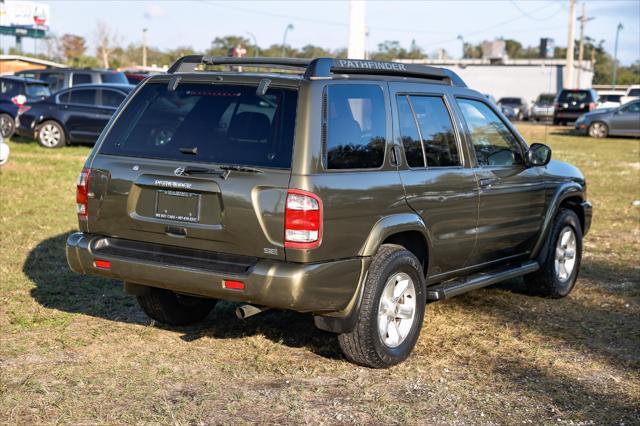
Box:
(155, 190), (200, 223)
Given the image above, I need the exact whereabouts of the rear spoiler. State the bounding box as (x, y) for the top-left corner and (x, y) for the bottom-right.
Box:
(167, 56), (466, 87)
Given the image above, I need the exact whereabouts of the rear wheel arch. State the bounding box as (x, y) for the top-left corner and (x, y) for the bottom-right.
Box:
(381, 231), (429, 275)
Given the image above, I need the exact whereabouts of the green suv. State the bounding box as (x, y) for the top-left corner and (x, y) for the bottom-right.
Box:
(66, 56), (592, 368)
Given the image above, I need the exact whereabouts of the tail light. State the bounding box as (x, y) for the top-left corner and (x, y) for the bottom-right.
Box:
(10, 94), (26, 106)
(284, 189), (322, 249)
(76, 168), (91, 220)
(588, 102), (596, 111)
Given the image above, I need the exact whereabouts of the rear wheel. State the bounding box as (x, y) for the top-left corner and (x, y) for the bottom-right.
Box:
(588, 121), (608, 138)
(37, 120), (66, 148)
(137, 287), (217, 326)
(338, 245), (426, 368)
(0, 113), (14, 138)
(525, 209), (582, 298)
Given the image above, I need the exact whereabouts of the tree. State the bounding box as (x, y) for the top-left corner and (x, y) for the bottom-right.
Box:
(60, 34), (86, 63)
(95, 20), (119, 68)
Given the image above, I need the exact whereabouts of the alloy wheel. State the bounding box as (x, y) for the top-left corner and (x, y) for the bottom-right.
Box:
(377, 272), (417, 348)
(554, 226), (577, 282)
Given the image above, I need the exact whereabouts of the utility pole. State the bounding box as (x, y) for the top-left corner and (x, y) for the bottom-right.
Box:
(281, 24), (293, 57)
(348, 0), (366, 59)
(576, 3), (594, 88)
(142, 28), (148, 67)
(565, 0), (576, 88)
(611, 23), (623, 87)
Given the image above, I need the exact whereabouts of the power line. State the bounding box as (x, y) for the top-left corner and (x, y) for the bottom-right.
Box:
(509, 0), (565, 22)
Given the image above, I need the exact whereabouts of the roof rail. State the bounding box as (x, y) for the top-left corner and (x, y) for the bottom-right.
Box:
(167, 56), (466, 87)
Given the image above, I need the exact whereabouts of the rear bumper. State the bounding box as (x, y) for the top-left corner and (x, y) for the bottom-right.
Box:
(554, 111), (585, 121)
(66, 232), (369, 314)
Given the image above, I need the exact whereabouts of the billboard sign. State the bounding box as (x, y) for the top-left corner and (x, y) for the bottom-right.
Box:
(0, 1), (50, 30)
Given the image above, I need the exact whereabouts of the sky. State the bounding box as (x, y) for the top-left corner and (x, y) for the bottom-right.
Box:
(1, 0), (639, 65)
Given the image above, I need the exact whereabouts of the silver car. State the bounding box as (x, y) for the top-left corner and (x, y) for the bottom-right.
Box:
(575, 100), (640, 138)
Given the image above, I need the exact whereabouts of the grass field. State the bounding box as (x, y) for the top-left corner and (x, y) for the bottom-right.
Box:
(1, 124), (639, 424)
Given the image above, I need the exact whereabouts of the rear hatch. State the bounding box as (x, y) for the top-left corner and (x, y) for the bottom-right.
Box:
(86, 78), (298, 260)
(558, 90), (592, 113)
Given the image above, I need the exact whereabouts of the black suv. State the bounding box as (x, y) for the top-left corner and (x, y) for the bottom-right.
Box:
(66, 57), (592, 368)
(553, 89), (598, 125)
(0, 76), (50, 138)
(15, 68), (128, 92)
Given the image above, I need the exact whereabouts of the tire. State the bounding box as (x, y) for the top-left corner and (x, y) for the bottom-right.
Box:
(338, 244), (426, 368)
(136, 287), (217, 326)
(588, 121), (609, 138)
(524, 209), (583, 298)
(36, 120), (66, 148)
(0, 113), (14, 138)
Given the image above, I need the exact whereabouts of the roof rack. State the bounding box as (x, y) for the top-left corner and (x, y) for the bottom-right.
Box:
(167, 56), (466, 87)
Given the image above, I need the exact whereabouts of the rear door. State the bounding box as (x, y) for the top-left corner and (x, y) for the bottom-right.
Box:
(609, 101), (640, 135)
(389, 83), (478, 275)
(87, 80), (299, 260)
(454, 96), (547, 265)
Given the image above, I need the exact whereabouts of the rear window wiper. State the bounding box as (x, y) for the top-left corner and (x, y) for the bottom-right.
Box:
(180, 166), (228, 179)
(218, 164), (263, 174)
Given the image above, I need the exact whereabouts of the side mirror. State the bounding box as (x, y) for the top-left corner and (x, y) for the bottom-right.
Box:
(527, 143), (552, 167)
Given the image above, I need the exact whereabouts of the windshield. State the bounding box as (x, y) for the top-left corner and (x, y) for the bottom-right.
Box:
(99, 82), (298, 168)
(498, 98), (521, 105)
(25, 84), (50, 98)
(101, 72), (128, 84)
(628, 88), (640, 97)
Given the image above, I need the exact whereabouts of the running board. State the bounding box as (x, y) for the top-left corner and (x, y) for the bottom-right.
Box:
(427, 261), (539, 301)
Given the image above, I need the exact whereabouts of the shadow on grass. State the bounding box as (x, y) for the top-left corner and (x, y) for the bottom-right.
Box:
(25, 231), (341, 360)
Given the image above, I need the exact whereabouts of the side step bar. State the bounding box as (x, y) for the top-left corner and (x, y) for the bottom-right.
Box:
(427, 261), (539, 301)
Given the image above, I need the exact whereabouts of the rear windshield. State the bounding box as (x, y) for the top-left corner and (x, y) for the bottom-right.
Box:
(99, 82), (298, 168)
(558, 90), (591, 102)
(499, 98), (521, 104)
(101, 71), (128, 84)
(25, 83), (50, 98)
(628, 88), (640, 97)
(537, 94), (555, 103)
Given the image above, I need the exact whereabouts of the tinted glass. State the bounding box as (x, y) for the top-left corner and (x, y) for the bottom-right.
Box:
(537, 94), (555, 103)
(0, 80), (18, 97)
(499, 98), (522, 105)
(42, 73), (65, 91)
(457, 98), (523, 167)
(69, 89), (98, 105)
(410, 96), (459, 167)
(72, 73), (92, 85)
(99, 83), (298, 168)
(621, 102), (640, 113)
(25, 84), (50, 98)
(628, 88), (640, 97)
(558, 90), (589, 102)
(100, 89), (125, 108)
(326, 84), (386, 169)
(57, 91), (70, 104)
(396, 95), (424, 167)
(101, 71), (128, 84)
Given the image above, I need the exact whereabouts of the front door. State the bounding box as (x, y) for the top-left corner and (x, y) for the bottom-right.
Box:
(65, 88), (103, 142)
(455, 97), (547, 266)
(390, 85), (479, 275)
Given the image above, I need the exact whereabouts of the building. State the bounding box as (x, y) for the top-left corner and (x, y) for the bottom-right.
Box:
(0, 54), (66, 75)
(397, 58), (594, 103)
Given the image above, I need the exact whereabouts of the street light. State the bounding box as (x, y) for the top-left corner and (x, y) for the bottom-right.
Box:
(457, 35), (465, 59)
(282, 23), (294, 57)
(142, 28), (148, 67)
(245, 32), (258, 57)
(611, 23), (623, 87)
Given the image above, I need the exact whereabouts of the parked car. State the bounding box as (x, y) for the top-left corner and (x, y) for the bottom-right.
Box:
(497, 97), (529, 121)
(596, 94), (622, 109)
(124, 71), (148, 85)
(0, 76), (50, 138)
(15, 83), (134, 148)
(15, 68), (128, 92)
(0, 135), (9, 166)
(530, 93), (556, 121)
(575, 100), (640, 138)
(619, 84), (640, 105)
(66, 56), (591, 368)
(553, 89), (598, 125)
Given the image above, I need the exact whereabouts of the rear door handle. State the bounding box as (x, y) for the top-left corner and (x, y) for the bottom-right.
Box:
(479, 178), (497, 189)
(165, 226), (187, 238)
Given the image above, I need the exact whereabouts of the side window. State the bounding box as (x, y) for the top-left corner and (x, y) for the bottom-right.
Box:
(41, 73), (64, 91)
(69, 89), (97, 105)
(410, 96), (459, 167)
(72, 73), (92, 85)
(325, 84), (386, 169)
(100, 90), (125, 108)
(57, 91), (71, 104)
(0, 80), (17, 96)
(457, 98), (523, 167)
(396, 95), (424, 167)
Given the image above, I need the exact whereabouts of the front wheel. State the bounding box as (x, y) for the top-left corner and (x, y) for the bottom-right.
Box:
(588, 121), (608, 138)
(525, 209), (583, 298)
(37, 120), (66, 148)
(0, 113), (14, 138)
(137, 287), (217, 326)
(338, 245), (426, 368)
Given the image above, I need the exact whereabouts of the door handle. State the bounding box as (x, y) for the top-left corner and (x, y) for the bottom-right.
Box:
(479, 178), (497, 189)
